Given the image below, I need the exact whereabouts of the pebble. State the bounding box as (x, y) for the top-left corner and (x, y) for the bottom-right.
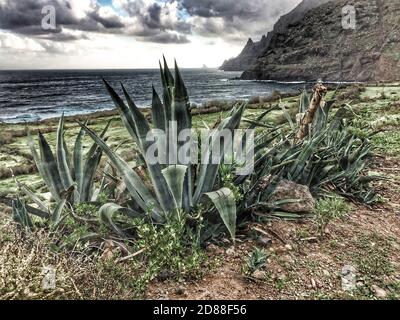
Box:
(371, 285), (387, 298)
(257, 237), (272, 247)
(284, 244), (293, 251)
(311, 278), (317, 289)
(175, 287), (185, 295)
(253, 270), (267, 280)
(226, 246), (235, 255)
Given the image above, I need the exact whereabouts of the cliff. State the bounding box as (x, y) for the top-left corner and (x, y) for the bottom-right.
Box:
(241, 0), (400, 82)
(219, 0), (332, 71)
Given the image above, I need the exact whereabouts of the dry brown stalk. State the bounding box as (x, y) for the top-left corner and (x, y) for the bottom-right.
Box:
(296, 83), (328, 140)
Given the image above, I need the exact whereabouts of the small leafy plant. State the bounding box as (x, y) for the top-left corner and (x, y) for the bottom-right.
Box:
(242, 247), (268, 277)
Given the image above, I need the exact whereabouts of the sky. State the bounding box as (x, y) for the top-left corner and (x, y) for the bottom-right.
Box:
(0, 0), (302, 69)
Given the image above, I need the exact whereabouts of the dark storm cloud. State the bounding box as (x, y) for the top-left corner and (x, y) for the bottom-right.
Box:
(179, 0), (302, 41)
(0, 0), (303, 46)
(119, 0), (191, 35)
(0, 0), (190, 44)
(88, 11), (125, 29)
(0, 0), (125, 42)
(181, 0), (266, 19)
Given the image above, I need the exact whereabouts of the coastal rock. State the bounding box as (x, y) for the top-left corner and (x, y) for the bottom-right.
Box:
(220, 38), (259, 71)
(241, 0), (400, 82)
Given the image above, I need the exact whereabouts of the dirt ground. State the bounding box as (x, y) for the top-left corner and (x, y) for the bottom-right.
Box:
(147, 156), (400, 300)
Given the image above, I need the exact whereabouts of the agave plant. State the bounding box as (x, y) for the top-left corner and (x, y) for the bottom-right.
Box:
(12, 198), (34, 230)
(81, 59), (247, 240)
(240, 86), (381, 207)
(25, 116), (111, 206)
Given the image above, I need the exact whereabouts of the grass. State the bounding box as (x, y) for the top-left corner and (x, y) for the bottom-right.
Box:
(342, 233), (398, 300)
(372, 132), (400, 157)
(313, 196), (351, 237)
(353, 233), (394, 278)
(0, 215), (208, 299)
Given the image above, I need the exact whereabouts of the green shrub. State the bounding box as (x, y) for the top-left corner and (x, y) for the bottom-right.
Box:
(130, 215), (206, 295)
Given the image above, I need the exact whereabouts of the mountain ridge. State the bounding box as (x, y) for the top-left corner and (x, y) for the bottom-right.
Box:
(241, 0), (400, 82)
(219, 0), (332, 71)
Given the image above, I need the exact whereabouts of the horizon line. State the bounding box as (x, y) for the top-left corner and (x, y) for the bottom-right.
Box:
(0, 67), (223, 72)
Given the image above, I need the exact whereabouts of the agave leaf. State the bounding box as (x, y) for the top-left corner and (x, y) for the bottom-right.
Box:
(244, 106), (279, 131)
(121, 84), (174, 213)
(103, 79), (139, 144)
(279, 104), (295, 131)
(269, 211), (308, 220)
(312, 97), (336, 135)
(159, 60), (172, 124)
(254, 133), (280, 155)
(172, 61), (193, 211)
(205, 187), (237, 241)
(290, 134), (324, 180)
(163, 55), (175, 89)
(172, 61), (191, 131)
(12, 198), (34, 229)
(151, 85), (166, 131)
(242, 119), (274, 129)
(38, 131), (64, 201)
(80, 123), (162, 219)
(193, 104), (245, 205)
(162, 165), (188, 209)
(80, 120), (111, 203)
(299, 89), (310, 113)
(100, 203), (143, 220)
(99, 203), (126, 237)
(56, 114), (74, 190)
(329, 107), (348, 131)
(74, 125), (86, 198)
(50, 198), (67, 230)
(97, 160), (113, 199)
(27, 131), (60, 201)
(80, 146), (102, 202)
(20, 185), (49, 213)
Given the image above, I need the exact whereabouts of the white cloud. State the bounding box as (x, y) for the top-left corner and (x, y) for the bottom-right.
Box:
(0, 31), (45, 51)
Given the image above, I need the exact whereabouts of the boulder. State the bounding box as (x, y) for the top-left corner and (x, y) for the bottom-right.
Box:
(269, 179), (315, 213)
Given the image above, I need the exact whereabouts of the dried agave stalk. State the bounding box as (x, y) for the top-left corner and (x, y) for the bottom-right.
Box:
(296, 83), (328, 140)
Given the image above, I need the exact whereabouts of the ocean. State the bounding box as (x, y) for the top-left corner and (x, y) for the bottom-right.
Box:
(0, 69), (306, 123)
